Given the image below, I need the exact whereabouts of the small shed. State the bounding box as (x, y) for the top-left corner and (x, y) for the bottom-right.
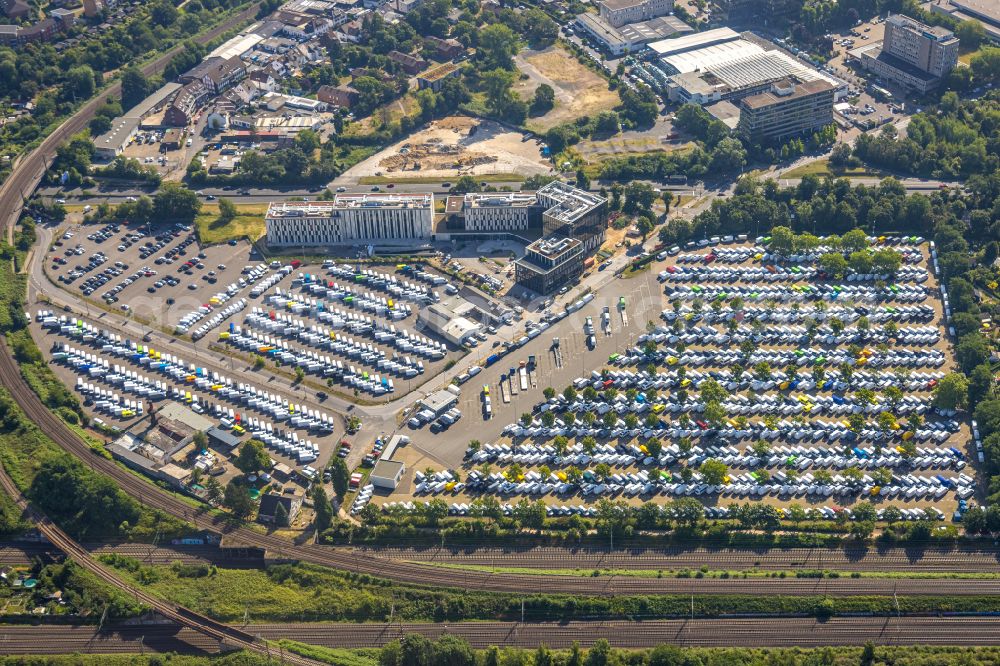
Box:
(371, 460), (405, 490)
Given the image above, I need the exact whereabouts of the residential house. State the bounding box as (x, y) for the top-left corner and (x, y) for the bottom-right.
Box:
(424, 35), (464, 61)
(1, 0), (30, 20)
(248, 69), (279, 93)
(257, 493), (302, 525)
(388, 49), (427, 75)
(163, 82), (212, 127)
(393, 0), (420, 11)
(180, 56), (248, 94)
(49, 7), (75, 27)
(317, 84), (358, 108)
(82, 0), (103, 17)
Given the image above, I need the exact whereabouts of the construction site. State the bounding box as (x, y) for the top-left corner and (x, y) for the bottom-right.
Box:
(341, 116), (553, 183)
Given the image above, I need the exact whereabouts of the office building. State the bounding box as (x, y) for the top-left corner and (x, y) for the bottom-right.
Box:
(514, 237), (585, 294)
(460, 192), (541, 232)
(598, 0), (672, 28)
(574, 12), (691, 56)
(536, 181), (608, 255)
(853, 14), (958, 92)
(738, 78), (835, 141)
(265, 194), (435, 247)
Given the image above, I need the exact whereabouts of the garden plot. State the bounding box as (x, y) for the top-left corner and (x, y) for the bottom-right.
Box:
(377, 237), (975, 524)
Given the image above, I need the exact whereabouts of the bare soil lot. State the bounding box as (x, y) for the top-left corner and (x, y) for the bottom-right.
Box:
(513, 45), (619, 133)
(340, 116), (551, 182)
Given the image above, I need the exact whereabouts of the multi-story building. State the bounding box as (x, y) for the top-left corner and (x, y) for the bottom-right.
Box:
(265, 194), (435, 247)
(854, 14), (958, 93)
(598, 0), (672, 28)
(460, 192), (541, 232)
(536, 181), (607, 255)
(163, 82), (212, 127)
(883, 14), (959, 78)
(738, 78), (834, 142)
(317, 84), (359, 108)
(180, 56), (248, 94)
(514, 237), (585, 294)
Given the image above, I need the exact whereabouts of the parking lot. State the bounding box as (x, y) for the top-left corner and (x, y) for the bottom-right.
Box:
(378, 236), (976, 525)
(46, 221), (255, 330)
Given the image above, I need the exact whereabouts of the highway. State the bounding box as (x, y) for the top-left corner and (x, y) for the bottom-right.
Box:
(7, 616), (1000, 653)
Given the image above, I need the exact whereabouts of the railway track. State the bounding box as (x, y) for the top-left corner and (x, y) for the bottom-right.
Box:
(4, 332), (1000, 598)
(363, 544), (1000, 573)
(0, 459), (321, 666)
(0, 541), (264, 567)
(7, 616), (1000, 653)
(0, 2), (264, 239)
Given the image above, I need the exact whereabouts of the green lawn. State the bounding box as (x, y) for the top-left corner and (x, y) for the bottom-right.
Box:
(195, 212), (265, 245)
(782, 158), (883, 179)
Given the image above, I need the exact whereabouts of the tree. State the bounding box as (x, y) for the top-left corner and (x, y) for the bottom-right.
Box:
(957, 334), (991, 374)
(63, 66), (97, 101)
(576, 169), (590, 191)
(956, 19), (987, 49)
(451, 175), (481, 194)
(273, 501), (290, 527)
(818, 252), (848, 278)
(153, 183), (201, 224)
(840, 228), (868, 253)
(594, 111), (620, 136)
(710, 137), (747, 174)
(223, 480), (255, 519)
(584, 639), (614, 666)
(216, 197), (237, 224)
(329, 457), (350, 500)
(637, 215), (655, 240)
(524, 8), (558, 44)
(623, 181), (656, 215)
(968, 363), (995, 406)
(543, 387), (556, 400)
(699, 458), (728, 485)
(311, 484), (333, 532)
(934, 372), (970, 410)
(121, 66), (152, 110)
(234, 440), (270, 475)
(478, 23), (518, 70)
(205, 478), (223, 505)
(530, 83), (555, 116)
(645, 438), (662, 459)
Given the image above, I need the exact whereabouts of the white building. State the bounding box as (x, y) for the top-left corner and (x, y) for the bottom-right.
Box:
(417, 301), (482, 345)
(461, 192), (538, 232)
(265, 194), (435, 247)
(598, 0), (672, 28)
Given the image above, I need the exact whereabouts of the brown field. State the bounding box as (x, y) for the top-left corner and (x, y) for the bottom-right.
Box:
(513, 45), (619, 132)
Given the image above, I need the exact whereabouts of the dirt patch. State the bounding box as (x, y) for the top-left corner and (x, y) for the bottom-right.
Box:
(513, 45), (619, 133)
(341, 116), (552, 181)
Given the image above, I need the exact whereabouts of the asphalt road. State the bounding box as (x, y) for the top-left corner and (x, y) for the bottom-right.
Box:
(0, 3), (265, 242)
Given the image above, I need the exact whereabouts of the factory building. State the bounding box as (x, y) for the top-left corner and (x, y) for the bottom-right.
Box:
(265, 194), (435, 248)
(574, 12), (692, 56)
(651, 29), (845, 106)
